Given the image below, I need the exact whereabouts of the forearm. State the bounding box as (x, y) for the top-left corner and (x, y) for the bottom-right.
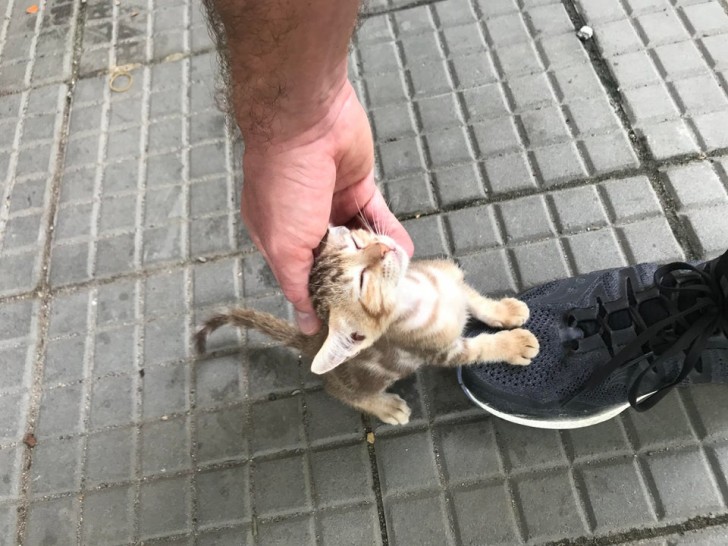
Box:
(207, 0), (361, 145)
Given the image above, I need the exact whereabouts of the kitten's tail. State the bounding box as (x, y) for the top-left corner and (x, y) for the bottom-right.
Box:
(194, 307), (315, 355)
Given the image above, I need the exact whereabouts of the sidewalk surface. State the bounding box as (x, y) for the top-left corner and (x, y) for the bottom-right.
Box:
(2, 0), (728, 544)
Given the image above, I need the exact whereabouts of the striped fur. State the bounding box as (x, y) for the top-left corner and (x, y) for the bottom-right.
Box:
(195, 227), (539, 425)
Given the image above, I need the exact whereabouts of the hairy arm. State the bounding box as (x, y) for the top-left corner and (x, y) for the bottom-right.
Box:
(205, 0), (413, 334)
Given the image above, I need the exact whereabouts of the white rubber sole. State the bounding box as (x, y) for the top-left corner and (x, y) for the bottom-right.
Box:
(457, 368), (639, 430)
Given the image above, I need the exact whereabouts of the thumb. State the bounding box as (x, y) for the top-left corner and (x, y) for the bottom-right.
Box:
(265, 247), (323, 335)
(362, 188), (414, 257)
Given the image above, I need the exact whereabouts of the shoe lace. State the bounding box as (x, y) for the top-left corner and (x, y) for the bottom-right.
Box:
(574, 250), (728, 411)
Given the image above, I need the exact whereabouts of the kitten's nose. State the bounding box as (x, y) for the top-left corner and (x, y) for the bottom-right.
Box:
(365, 242), (392, 261)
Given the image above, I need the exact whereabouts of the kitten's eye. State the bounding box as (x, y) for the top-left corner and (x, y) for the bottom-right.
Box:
(351, 234), (364, 249)
(359, 270), (367, 292)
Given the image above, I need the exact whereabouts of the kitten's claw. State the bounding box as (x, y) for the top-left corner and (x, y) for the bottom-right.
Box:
(373, 393), (412, 425)
(489, 298), (530, 328)
(501, 328), (540, 366)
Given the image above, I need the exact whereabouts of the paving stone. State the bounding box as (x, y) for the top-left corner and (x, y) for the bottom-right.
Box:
(684, 386), (728, 440)
(81, 486), (134, 544)
(601, 175), (662, 222)
(0, 447), (21, 501)
(90, 374), (135, 429)
(0, 301), (35, 346)
(304, 389), (364, 447)
(483, 152), (539, 194)
(195, 406), (247, 465)
(376, 431), (439, 496)
(246, 345), (301, 399)
(386, 493), (453, 546)
(144, 315), (188, 365)
(142, 417), (192, 476)
(253, 454), (311, 517)
(640, 119), (701, 159)
(566, 228), (628, 274)
(458, 248), (517, 295)
(579, 458), (655, 532)
(0, 504), (17, 544)
(565, 418), (631, 462)
(36, 384), (83, 438)
(498, 195), (554, 244)
(645, 446), (724, 519)
(385, 177), (437, 216)
(401, 215), (448, 259)
(310, 444), (373, 508)
(197, 466), (249, 529)
(619, 217), (684, 264)
(85, 426), (136, 487)
(451, 482), (520, 546)
(446, 205), (502, 254)
(511, 238), (570, 288)
(198, 526), (253, 546)
(514, 469), (585, 541)
(195, 355), (244, 409)
(319, 505), (382, 546)
(139, 477), (192, 539)
(250, 396), (304, 456)
(550, 186), (609, 233)
(436, 419), (502, 482)
(1, 344), (33, 392)
(256, 515), (315, 546)
(143, 362), (188, 418)
(26, 497), (79, 546)
(664, 163), (728, 209)
(682, 204), (728, 257)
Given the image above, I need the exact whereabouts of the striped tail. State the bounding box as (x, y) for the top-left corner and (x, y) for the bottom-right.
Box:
(194, 307), (317, 355)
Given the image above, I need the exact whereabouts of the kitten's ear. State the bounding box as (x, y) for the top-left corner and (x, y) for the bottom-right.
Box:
(311, 313), (371, 375)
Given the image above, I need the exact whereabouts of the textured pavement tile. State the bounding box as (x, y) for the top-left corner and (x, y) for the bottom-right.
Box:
(141, 417), (192, 476)
(26, 497), (79, 546)
(253, 454), (311, 518)
(37, 385), (86, 439)
(139, 476), (192, 539)
(85, 426), (136, 487)
(29, 436), (82, 497)
(386, 493), (454, 546)
(310, 444), (374, 508)
(579, 459), (656, 532)
(0, 447), (21, 501)
(82, 486), (134, 544)
(256, 515), (315, 546)
(304, 389), (364, 447)
(682, 204), (728, 257)
(376, 431), (439, 496)
(195, 406), (247, 465)
(196, 466), (249, 529)
(451, 482), (520, 546)
(319, 505), (382, 546)
(514, 469), (586, 541)
(645, 446), (725, 519)
(435, 419), (503, 483)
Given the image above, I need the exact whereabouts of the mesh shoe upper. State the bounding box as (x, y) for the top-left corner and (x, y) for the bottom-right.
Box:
(462, 251), (728, 418)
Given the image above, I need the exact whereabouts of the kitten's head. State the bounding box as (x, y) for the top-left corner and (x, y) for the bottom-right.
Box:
(308, 226), (410, 374)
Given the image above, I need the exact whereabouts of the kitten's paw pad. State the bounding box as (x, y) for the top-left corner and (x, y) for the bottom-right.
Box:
(490, 298), (530, 328)
(375, 394), (412, 426)
(501, 328), (539, 366)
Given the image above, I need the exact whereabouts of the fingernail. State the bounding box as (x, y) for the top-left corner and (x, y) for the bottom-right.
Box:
(296, 311), (320, 335)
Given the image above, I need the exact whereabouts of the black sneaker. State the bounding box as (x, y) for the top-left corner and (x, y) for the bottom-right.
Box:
(458, 249), (728, 429)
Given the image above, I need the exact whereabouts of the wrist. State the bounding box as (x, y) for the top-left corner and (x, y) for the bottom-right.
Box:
(239, 71), (354, 151)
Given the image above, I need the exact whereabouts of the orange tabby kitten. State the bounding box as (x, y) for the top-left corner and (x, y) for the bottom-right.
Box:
(195, 226), (539, 425)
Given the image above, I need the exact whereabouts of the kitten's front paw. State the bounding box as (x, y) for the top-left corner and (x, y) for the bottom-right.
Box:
(490, 298), (530, 328)
(500, 328), (539, 366)
(373, 393), (412, 426)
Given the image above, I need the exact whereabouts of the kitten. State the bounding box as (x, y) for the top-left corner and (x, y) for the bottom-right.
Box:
(195, 226), (539, 425)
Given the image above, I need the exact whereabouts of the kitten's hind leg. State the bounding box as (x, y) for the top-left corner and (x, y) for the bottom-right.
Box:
(464, 286), (530, 329)
(352, 393), (412, 425)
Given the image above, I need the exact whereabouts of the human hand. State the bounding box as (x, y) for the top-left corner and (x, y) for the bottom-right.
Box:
(241, 81), (414, 335)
